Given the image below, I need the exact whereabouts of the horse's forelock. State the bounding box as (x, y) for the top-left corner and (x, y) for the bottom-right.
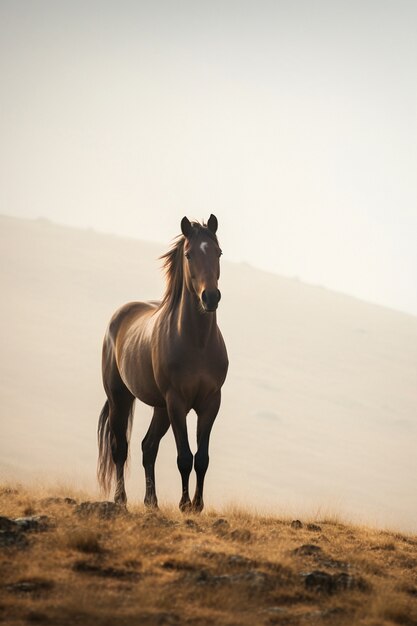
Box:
(190, 221), (218, 243)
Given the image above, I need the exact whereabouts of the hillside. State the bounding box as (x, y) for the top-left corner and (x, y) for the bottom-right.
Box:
(0, 215), (416, 531)
(1, 484), (416, 626)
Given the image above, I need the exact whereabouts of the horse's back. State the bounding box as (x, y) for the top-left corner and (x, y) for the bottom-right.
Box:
(107, 301), (159, 345)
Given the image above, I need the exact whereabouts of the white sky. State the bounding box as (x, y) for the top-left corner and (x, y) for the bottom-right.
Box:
(1, 0), (416, 314)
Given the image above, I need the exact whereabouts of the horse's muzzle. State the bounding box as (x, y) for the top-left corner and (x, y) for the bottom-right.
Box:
(201, 289), (221, 312)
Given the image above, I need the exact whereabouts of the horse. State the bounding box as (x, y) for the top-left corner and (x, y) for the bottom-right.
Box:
(97, 214), (228, 512)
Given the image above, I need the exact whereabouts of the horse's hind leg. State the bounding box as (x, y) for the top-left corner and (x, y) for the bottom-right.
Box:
(108, 388), (135, 505)
(141, 407), (170, 507)
(98, 329), (136, 505)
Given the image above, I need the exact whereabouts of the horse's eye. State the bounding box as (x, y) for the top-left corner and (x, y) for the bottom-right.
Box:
(185, 252), (191, 260)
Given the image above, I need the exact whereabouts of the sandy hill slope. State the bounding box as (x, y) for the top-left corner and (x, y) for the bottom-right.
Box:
(0, 215), (416, 531)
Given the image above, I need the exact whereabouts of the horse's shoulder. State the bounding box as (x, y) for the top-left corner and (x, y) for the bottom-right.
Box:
(108, 301), (159, 340)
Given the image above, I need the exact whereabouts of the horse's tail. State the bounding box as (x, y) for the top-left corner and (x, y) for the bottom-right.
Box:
(97, 399), (135, 496)
(97, 400), (113, 496)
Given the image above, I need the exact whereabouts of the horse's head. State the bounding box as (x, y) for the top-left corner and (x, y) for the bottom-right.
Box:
(181, 214), (222, 313)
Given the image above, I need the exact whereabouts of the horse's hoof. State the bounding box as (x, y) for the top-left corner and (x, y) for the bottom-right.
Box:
(191, 500), (204, 514)
(179, 499), (192, 513)
(114, 493), (127, 506)
(144, 497), (159, 509)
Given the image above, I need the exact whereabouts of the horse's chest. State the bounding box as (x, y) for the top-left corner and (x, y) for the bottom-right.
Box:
(189, 357), (221, 385)
(180, 350), (224, 381)
(160, 344), (227, 397)
(179, 363), (223, 407)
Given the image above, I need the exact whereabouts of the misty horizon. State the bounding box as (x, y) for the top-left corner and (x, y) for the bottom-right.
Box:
(1, 1), (416, 315)
(3, 211), (416, 319)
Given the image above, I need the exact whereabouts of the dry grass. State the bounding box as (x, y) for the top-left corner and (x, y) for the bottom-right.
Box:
(63, 528), (104, 554)
(0, 484), (416, 626)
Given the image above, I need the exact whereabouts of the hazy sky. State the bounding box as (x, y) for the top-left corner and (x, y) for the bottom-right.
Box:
(1, 1), (416, 314)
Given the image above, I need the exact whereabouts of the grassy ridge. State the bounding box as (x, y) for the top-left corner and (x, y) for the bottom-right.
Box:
(0, 485), (416, 626)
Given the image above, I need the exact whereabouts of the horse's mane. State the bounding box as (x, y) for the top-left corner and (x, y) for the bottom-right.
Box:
(159, 220), (218, 311)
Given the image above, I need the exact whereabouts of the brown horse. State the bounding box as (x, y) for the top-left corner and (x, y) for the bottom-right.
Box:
(97, 215), (228, 511)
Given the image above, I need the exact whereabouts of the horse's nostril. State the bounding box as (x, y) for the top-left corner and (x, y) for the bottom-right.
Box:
(201, 289), (220, 311)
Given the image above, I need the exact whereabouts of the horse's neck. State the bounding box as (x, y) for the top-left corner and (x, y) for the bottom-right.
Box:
(176, 289), (217, 348)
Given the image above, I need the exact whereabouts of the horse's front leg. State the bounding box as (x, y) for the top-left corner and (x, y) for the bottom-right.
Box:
(141, 407), (170, 508)
(192, 391), (221, 513)
(167, 394), (193, 512)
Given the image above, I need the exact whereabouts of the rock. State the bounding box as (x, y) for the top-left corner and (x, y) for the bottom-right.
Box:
(293, 543), (349, 570)
(161, 559), (198, 572)
(304, 570), (334, 593)
(304, 570), (369, 594)
(291, 520), (303, 529)
(293, 544), (323, 556)
(75, 501), (126, 519)
(196, 569), (275, 592)
(141, 512), (176, 528)
(321, 557), (350, 570)
(230, 528), (252, 542)
(6, 578), (54, 594)
(183, 518), (200, 530)
(307, 523), (322, 532)
(64, 497), (77, 505)
(226, 554), (258, 569)
(0, 516), (18, 532)
(0, 515), (46, 548)
(239, 570), (274, 590)
(0, 530), (29, 548)
(212, 518), (229, 531)
(72, 560), (141, 580)
(331, 572), (369, 592)
(13, 515), (49, 532)
(41, 496), (77, 506)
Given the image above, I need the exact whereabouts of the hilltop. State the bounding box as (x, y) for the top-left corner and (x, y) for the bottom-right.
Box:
(1, 485), (416, 626)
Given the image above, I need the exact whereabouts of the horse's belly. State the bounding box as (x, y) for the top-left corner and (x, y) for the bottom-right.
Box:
(117, 332), (165, 408)
(131, 383), (165, 408)
(121, 364), (165, 407)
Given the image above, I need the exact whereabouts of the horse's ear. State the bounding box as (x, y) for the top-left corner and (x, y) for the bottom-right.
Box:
(181, 216), (192, 238)
(207, 214), (218, 234)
